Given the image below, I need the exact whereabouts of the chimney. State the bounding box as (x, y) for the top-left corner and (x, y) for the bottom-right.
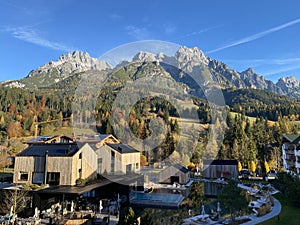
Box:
(44, 150), (48, 185)
(67, 145), (72, 155)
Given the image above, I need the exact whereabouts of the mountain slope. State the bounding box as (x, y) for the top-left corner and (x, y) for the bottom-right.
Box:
(2, 46), (300, 98)
(5, 51), (112, 89)
(131, 46), (300, 98)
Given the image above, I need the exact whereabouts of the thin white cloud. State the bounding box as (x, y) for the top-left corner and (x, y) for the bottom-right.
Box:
(263, 65), (300, 76)
(164, 23), (176, 35)
(2, 26), (75, 52)
(207, 18), (300, 54)
(126, 25), (151, 40)
(180, 25), (222, 39)
(224, 57), (300, 78)
(110, 13), (122, 20)
(225, 57), (300, 66)
(171, 25), (222, 42)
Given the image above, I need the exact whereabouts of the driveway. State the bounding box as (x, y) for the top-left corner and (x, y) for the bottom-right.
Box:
(242, 198), (281, 225)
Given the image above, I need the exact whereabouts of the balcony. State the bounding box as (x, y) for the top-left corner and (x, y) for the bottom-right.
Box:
(295, 150), (300, 157)
(285, 159), (296, 167)
(285, 156), (296, 161)
(285, 150), (295, 155)
(283, 144), (295, 151)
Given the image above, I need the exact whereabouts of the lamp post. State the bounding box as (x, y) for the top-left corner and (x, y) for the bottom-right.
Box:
(217, 202), (221, 218)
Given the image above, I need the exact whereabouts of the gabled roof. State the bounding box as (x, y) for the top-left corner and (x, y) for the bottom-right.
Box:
(25, 136), (51, 144)
(283, 134), (300, 144)
(107, 143), (139, 154)
(16, 143), (84, 157)
(45, 135), (75, 143)
(77, 134), (120, 146)
(172, 164), (189, 173)
(25, 135), (74, 144)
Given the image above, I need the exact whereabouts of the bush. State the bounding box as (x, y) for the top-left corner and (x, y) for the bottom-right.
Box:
(76, 178), (86, 185)
(257, 203), (271, 217)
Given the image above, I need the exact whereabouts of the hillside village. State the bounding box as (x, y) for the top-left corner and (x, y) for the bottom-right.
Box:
(0, 132), (299, 224)
(0, 48), (300, 224)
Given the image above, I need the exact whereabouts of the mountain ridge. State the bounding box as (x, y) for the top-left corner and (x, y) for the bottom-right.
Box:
(1, 46), (300, 98)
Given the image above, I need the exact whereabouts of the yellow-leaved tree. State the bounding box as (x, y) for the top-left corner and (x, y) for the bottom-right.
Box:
(264, 161), (270, 173)
(250, 161), (256, 174)
(238, 161), (242, 172)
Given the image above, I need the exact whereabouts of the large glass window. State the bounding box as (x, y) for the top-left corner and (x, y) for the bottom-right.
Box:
(32, 172), (44, 184)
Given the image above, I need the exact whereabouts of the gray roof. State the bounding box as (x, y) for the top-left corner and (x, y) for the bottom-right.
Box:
(203, 160), (238, 166)
(76, 134), (114, 143)
(173, 164), (189, 173)
(17, 143), (83, 157)
(26, 136), (51, 143)
(283, 134), (300, 144)
(107, 143), (139, 154)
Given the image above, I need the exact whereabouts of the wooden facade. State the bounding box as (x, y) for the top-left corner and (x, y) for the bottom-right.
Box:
(14, 143), (97, 186)
(159, 164), (190, 185)
(14, 134), (140, 186)
(95, 143), (140, 175)
(203, 160), (238, 179)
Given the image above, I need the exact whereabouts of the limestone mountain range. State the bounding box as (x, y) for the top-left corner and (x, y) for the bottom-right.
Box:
(2, 46), (300, 98)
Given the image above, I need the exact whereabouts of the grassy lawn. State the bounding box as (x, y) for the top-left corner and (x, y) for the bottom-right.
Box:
(229, 112), (276, 126)
(259, 193), (300, 225)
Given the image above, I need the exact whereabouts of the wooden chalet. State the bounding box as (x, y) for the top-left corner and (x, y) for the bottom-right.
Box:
(14, 143), (97, 186)
(203, 160), (238, 179)
(95, 143), (140, 175)
(159, 164), (190, 185)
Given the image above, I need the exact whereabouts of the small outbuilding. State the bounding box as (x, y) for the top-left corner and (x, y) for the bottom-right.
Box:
(159, 164), (190, 185)
(203, 160), (238, 179)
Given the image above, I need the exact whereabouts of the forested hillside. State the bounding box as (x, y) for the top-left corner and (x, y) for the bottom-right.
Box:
(223, 88), (300, 121)
(0, 64), (299, 172)
(1, 50), (300, 172)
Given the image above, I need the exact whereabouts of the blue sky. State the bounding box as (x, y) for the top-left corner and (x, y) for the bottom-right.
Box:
(1, 0), (300, 82)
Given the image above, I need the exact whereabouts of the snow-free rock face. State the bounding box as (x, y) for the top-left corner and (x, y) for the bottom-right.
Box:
(27, 51), (112, 78)
(240, 68), (284, 94)
(276, 76), (300, 98)
(132, 51), (158, 62)
(175, 46), (209, 73)
(2, 46), (300, 98)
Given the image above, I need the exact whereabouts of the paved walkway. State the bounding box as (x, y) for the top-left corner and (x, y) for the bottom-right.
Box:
(242, 198), (281, 225)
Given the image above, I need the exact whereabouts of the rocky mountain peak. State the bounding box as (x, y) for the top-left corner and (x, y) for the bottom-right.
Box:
(132, 51), (158, 62)
(243, 68), (255, 75)
(277, 76), (299, 85)
(175, 46), (209, 65)
(27, 51), (112, 78)
(58, 51), (90, 62)
(3, 45), (300, 98)
(276, 76), (300, 97)
(174, 46), (209, 73)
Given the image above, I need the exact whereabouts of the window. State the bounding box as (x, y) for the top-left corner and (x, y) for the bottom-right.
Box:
(78, 168), (82, 178)
(126, 164), (133, 173)
(47, 172), (60, 185)
(32, 172), (44, 184)
(19, 172), (28, 181)
(111, 151), (115, 173)
(78, 153), (83, 169)
(97, 158), (103, 174)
